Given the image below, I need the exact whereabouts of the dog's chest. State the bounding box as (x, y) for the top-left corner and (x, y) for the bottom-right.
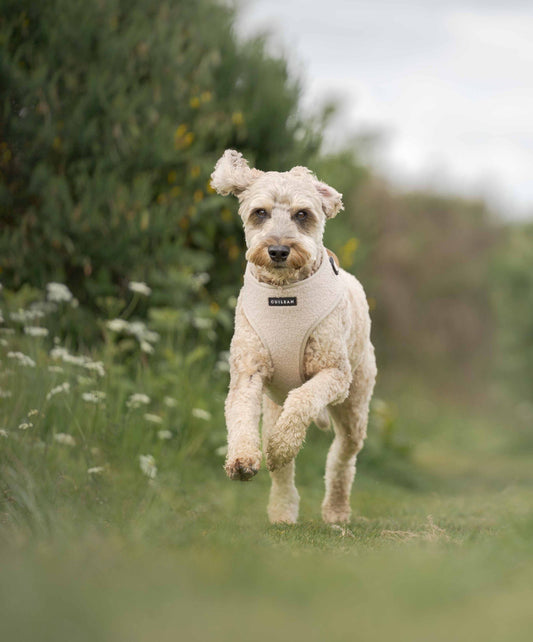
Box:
(241, 250), (343, 405)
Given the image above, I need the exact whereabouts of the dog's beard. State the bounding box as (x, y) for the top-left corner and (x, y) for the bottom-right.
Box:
(246, 240), (318, 284)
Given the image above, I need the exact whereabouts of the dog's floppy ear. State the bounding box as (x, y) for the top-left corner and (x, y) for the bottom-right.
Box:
(210, 149), (263, 197)
(289, 166), (343, 218)
(314, 180), (343, 219)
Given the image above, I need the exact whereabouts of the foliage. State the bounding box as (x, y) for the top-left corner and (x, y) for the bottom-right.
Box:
(0, 0), (323, 345)
(492, 222), (533, 398)
(340, 179), (497, 374)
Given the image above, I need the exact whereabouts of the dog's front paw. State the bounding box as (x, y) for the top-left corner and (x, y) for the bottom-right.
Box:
(225, 452), (261, 481)
(266, 416), (307, 471)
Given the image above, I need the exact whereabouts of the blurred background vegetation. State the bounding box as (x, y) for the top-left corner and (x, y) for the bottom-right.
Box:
(1, 1), (532, 641)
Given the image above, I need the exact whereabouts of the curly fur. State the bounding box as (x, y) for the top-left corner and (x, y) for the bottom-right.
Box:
(211, 150), (377, 524)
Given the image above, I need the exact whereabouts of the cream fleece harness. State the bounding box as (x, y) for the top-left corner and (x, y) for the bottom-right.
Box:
(241, 248), (344, 405)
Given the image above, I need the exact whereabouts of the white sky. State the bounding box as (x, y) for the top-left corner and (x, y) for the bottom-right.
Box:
(236, 0), (533, 219)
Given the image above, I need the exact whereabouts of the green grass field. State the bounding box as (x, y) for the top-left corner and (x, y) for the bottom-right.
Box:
(1, 321), (533, 642)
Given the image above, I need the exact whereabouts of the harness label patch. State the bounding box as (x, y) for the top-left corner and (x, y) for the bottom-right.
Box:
(268, 296), (297, 307)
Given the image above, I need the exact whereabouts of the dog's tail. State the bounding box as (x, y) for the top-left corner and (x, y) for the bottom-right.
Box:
(315, 407), (331, 431)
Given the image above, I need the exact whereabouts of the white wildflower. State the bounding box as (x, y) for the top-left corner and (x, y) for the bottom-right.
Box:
(7, 351), (36, 368)
(227, 295), (237, 308)
(215, 444), (228, 457)
(129, 281), (152, 296)
(46, 382), (70, 400)
(193, 317), (213, 330)
(49, 346), (105, 377)
(0, 339), (7, 347)
(87, 466), (105, 475)
(82, 390), (106, 404)
(54, 432), (76, 446)
(48, 365), (64, 374)
(127, 393), (151, 409)
(163, 396), (178, 408)
(192, 408), (211, 421)
(128, 321), (159, 344)
(157, 430), (172, 440)
(140, 340), (154, 354)
(46, 282), (73, 303)
(10, 308), (45, 323)
(106, 318), (129, 333)
(83, 360), (105, 377)
(27, 409), (39, 417)
(24, 326), (49, 337)
(0, 389), (12, 399)
(215, 351), (230, 373)
(139, 454), (157, 479)
(90, 447), (100, 456)
(0, 429), (8, 438)
(107, 318), (160, 350)
(18, 422), (33, 431)
(144, 413), (163, 424)
(76, 375), (93, 386)
(192, 272), (210, 288)
(30, 301), (57, 316)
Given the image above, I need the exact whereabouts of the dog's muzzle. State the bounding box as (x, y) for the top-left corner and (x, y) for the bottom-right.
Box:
(268, 245), (290, 262)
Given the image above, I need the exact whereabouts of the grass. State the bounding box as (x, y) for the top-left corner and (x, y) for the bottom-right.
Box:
(1, 298), (533, 641)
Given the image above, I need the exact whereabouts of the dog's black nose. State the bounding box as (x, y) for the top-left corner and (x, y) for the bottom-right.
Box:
(268, 245), (290, 262)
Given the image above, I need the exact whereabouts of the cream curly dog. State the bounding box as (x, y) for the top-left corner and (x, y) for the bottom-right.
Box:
(211, 150), (377, 524)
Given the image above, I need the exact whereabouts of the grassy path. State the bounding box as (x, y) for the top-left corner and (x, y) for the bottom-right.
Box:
(2, 379), (533, 641)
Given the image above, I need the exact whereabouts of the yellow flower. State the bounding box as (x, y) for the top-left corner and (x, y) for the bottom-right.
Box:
(174, 129), (195, 150)
(228, 244), (239, 261)
(206, 180), (216, 194)
(167, 170), (177, 184)
(201, 91), (212, 103)
(193, 190), (203, 203)
(140, 210), (150, 230)
(190, 96), (200, 109)
(210, 302), (220, 314)
(231, 112), (244, 126)
(221, 208), (233, 223)
(170, 186), (181, 198)
(157, 193), (167, 205)
(52, 136), (62, 150)
(340, 237), (359, 267)
(190, 165), (200, 178)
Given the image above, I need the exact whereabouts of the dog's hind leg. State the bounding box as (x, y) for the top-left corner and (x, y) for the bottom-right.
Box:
(322, 346), (376, 524)
(262, 395), (299, 524)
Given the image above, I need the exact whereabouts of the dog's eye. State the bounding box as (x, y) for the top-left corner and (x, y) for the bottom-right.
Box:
(253, 208), (269, 219)
(295, 210), (308, 221)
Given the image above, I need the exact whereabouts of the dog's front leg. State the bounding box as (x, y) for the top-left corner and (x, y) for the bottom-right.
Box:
(266, 363), (351, 471)
(224, 371), (264, 480)
(224, 301), (271, 481)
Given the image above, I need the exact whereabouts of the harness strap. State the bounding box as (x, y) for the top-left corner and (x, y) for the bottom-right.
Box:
(241, 247), (343, 405)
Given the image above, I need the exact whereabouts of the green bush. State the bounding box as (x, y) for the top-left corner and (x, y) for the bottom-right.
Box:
(0, 0), (323, 345)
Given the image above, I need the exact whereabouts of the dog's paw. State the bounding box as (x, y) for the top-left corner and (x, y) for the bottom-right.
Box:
(266, 432), (299, 471)
(266, 414), (307, 471)
(225, 453), (261, 481)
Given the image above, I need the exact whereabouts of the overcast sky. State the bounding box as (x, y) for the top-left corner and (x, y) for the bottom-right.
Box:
(236, 0), (533, 219)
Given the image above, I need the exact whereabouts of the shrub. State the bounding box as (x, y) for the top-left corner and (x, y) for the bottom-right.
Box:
(0, 0), (322, 345)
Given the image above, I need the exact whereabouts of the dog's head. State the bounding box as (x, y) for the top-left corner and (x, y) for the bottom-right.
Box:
(211, 150), (343, 283)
